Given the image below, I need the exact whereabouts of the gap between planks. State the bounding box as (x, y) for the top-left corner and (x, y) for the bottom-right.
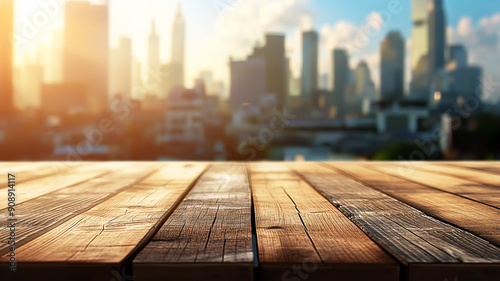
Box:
(0, 163), (208, 281)
(250, 163), (399, 281)
(292, 163), (500, 281)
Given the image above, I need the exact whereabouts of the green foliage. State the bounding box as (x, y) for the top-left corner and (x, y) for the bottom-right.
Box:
(374, 141), (443, 161)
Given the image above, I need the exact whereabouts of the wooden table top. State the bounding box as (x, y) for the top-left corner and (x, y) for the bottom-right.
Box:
(1, 162), (499, 281)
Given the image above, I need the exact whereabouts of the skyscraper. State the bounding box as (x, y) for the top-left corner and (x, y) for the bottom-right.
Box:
(17, 55), (44, 109)
(411, 0), (431, 74)
(0, 0), (14, 117)
(301, 31), (319, 106)
(229, 58), (267, 109)
(50, 31), (64, 83)
(249, 34), (288, 110)
(170, 3), (186, 89)
(148, 19), (160, 85)
(428, 0), (446, 73)
(447, 45), (467, 69)
(354, 61), (376, 99)
(381, 31), (405, 103)
(434, 44), (480, 109)
(63, 1), (109, 114)
(411, 0), (431, 97)
(329, 49), (349, 120)
(198, 70), (224, 97)
(111, 37), (133, 98)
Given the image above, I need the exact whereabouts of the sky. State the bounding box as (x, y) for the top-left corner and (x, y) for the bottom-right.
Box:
(13, 0), (500, 102)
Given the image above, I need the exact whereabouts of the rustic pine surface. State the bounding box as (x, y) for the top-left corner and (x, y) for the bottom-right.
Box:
(1, 161), (499, 281)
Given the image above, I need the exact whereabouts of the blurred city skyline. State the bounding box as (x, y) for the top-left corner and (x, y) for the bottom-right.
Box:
(12, 0), (500, 109)
(1, 0), (500, 162)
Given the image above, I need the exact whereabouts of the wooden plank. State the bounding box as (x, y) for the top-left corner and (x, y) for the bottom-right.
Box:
(0, 162), (83, 184)
(133, 163), (254, 281)
(447, 161), (500, 176)
(0, 162), (59, 173)
(0, 162), (127, 205)
(409, 162), (500, 187)
(368, 162), (500, 209)
(293, 163), (500, 281)
(0, 163), (161, 256)
(0, 163), (207, 281)
(250, 163), (399, 281)
(324, 163), (500, 246)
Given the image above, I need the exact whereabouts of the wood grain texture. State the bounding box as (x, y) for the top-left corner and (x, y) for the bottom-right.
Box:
(133, 163), (254, 281)
(368, 162), (500, 209)
(251, 163), (399, 281)
(325, 163), (500, 246)
(409, 162), (500, 187)
(0, 162), (84, 187)
(0, 163), (207, 281)
(293, 163), (500, 280)
(0, 161), (499, 281)
(0, 162), (75, 176)
(0, 163), (161, 256)
(0, 162), (126, 205)
(448, 162), (500, 175)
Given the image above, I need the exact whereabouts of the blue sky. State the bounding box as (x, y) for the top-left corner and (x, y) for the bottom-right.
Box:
(314, 0), (500, 39)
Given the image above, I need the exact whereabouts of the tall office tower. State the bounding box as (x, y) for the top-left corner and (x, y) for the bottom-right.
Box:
(148, 19), (160, 90)
(319, 74), (329, 90)
(434, 44), (480, 108)
(111, 37), (132, 98)
(63, 1), (109, 114)
(428, 0), (446, 73)
(249, 34), (288, 109)
(447, 44), (467, 69)
(229, 57), (267, 109)
(198, 70), (223, 97)
(381, 31), (405, 103)
(51, 31), (64, 83)
(0, 0), (14, 117)
(329, 49), (349, 120)
(170, 3), (186, 89)
(411, 0), (431, 97)
(17, 56), (44, 109)
(354, 61), (376, 99)
(412, 0), (431, 76)
(301, 30), (319, 106)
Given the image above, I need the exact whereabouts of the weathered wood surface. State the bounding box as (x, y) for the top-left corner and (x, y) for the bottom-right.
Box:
(250, 163), (399, 281)
(369, 162), (500, 209)
(409, 162), (500, 187)
(0, 163), (207, 281)
(448, 161), (500, 175)
(325, 163), (500, 246)
(133, 164), (254, 281)
(0, 162), (80, 182)
(0, 163), (161, 256)
(293, 163), (500, 281)
(0, 162), (125, 205)
(0, 161), (499, 281)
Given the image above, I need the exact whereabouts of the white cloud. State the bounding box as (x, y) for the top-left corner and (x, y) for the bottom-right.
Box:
(457, 17), (472, 37)
(201, 0), (312, 83)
